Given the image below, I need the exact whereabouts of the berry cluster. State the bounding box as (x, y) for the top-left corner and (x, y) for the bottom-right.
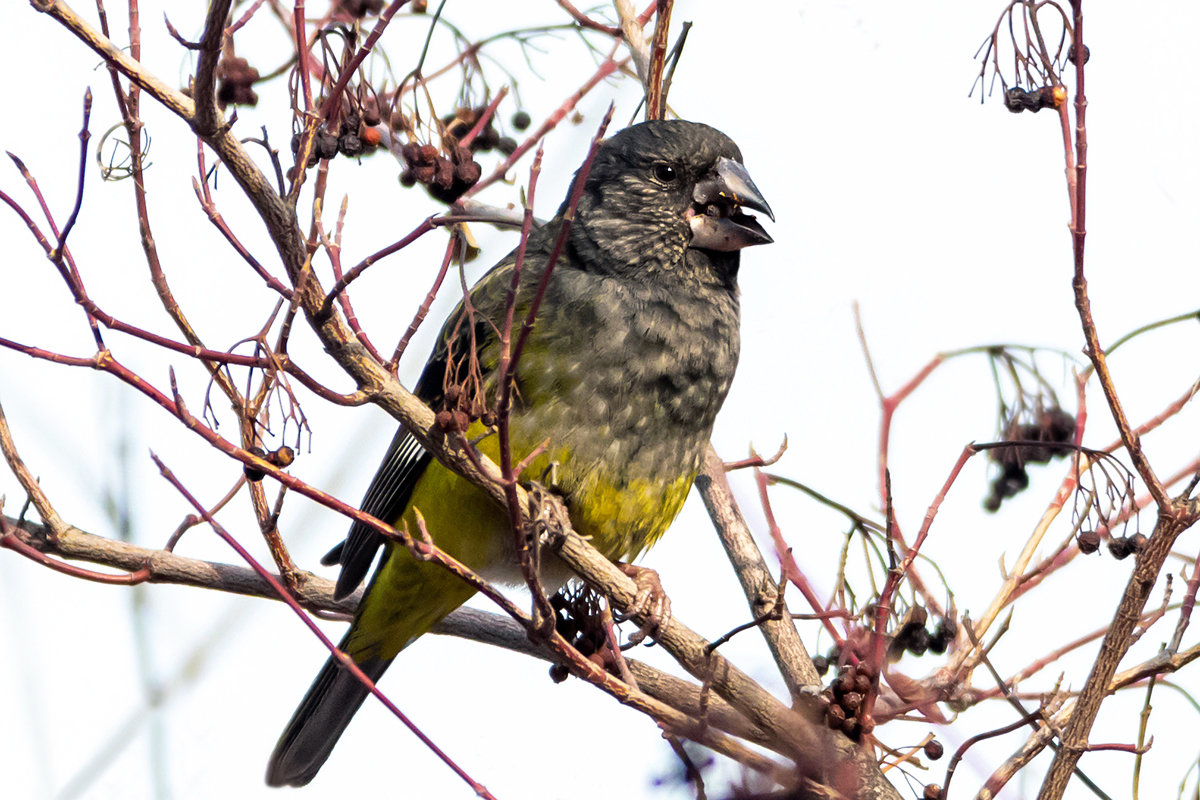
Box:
(1003, 84), (1066, 113)
(889, 608), (958, 661)
(820, 662), (876, 742)
(216, 56), (260, 108)
(1077, 529), (1147, 559)
(547, 587), (615, 682)
(290, 107), (383, 172)
(243, 445), (295, 482)
(442, 106), (519, 156)
(398, 141), (482, 204)
(986, 406), (1076, 511)
(432, 385), (480, 434)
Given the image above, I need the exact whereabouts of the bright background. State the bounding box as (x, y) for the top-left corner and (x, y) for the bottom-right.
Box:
(4, 2), (1200, 799)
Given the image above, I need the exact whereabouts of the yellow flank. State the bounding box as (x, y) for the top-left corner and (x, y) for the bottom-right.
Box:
(347, 420), (696, 663)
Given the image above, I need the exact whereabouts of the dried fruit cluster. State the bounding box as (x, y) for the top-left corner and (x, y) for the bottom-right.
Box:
(819, 661), (877, 742)
(986, 405), (1076, 511)
(888, 607), (958, 661)
(398, 140), (482, 204)
(547, 588), (615, 682)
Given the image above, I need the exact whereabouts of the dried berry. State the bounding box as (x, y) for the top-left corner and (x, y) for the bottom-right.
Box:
(338, 133), (364, 157)
(315, 131), (340, 160)
(512, 110), (532, 131)
(244, 446), (267, 482)
(216, 56), (260, 108)
(548, 664), (569, 683)
(1004, 86), (1032, 113)
(338, 0), (384, 17)
(1077, 530), (1101, 554)
(923, 785), (943, 800)
(840, 691), (863, 714)
(361, 98), (382, 127)
(812, 655), (829, 676)
(270, 445), (295, 468)
(854, 672), (872, 695)
(1107, 536), (1136, 560)
(924, 739), (944, 760)
(826, 704), (845, 728)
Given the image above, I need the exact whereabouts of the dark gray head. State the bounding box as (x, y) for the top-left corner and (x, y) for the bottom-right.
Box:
(563, 120), (773, 288)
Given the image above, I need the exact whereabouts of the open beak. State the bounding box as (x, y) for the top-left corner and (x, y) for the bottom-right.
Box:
(688, 156), (774, 252)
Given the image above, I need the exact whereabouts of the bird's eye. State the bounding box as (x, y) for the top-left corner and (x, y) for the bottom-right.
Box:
(652, 164), (677, 184)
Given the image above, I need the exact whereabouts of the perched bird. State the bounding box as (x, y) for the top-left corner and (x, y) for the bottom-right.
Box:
(266, 119), (773, 787)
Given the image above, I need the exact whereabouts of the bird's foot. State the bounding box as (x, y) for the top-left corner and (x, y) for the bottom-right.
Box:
(616, 563), (672, 646)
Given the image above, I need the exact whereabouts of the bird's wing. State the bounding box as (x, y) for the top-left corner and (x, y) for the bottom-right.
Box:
(324, 428), (431, 599)
(322, 252), (530, 601)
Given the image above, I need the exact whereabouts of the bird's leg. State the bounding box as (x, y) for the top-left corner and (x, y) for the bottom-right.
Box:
(524, 481), (572, 636)
(616, 563), (672, 646)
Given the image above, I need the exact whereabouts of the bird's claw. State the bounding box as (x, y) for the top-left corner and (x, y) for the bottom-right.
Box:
(617, 563), (671, 645)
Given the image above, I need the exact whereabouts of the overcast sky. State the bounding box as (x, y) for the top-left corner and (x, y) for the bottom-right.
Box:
(4, 2), (1200, 799)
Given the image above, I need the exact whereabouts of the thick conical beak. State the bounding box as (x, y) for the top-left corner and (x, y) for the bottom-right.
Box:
(688, 156), (774, 252)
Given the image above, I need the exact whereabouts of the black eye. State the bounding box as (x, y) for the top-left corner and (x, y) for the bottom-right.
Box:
(652, 164), (677, 183)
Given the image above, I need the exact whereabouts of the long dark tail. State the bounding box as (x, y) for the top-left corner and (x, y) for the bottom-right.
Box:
(265, 631), (394, 787)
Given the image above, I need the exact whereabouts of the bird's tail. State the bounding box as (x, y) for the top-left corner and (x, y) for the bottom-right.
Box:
(265, 630), (393, 788)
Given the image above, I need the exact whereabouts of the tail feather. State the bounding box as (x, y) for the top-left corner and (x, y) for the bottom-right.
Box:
(265, 631), (394, 788)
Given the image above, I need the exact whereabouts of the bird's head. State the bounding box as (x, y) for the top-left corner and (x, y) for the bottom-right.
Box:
(563, 119), (773, 285)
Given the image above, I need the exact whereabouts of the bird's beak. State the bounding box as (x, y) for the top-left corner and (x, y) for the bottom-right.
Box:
(688, 156), (774, 251)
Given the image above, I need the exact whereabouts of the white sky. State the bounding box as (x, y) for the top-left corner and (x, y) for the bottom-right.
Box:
(4, 2), (1200, 799)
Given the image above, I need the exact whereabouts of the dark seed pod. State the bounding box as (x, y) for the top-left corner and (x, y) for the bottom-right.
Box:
(854, 672), (872, 695)
(826, 704), (846, 728)
(924, 739), (944, 760)
(840, 691), (862, 714)
(548, 664), (569, 683)
(923, 785), (943, 800)
(1129, 532), (1148, 552)
(812, 655), (829, 676)
(512, 110), (531, 131)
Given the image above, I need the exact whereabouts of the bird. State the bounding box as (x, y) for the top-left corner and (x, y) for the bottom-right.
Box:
(266, 119), (773, 787)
